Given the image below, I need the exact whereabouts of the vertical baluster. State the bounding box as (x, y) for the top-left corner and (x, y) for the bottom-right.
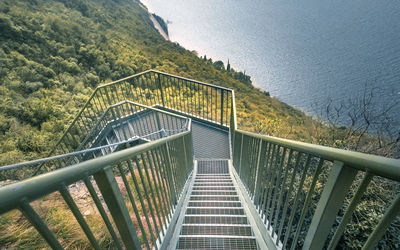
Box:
(59, 184), (101, 250)
(282, 154), (312, 249)
(83, 177), (124, 250)
(220, 89), (224, 125)
(126, 160), (158, 248)
(142, 152), (165, 239)
(290, 159), (325, 250)
(19, 200), (63, 249)
(277, 152), (301, 242)
(272, 149), (294, 240)
(152, 148), (173, 221)
(267, 147), (288, 229)
(147, 150), (169, 231)
(263, 144), (279, 223)
(303, 161), (357, 250)
(362, 193), (400, 250)
(327, 172), (373, 250)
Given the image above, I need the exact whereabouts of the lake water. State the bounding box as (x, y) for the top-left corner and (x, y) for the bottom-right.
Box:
(141, 0), (400, 130)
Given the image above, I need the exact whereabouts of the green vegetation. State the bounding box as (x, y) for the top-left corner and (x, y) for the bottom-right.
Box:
(0, 0), (398, 249)
(0, 0), (316, 168)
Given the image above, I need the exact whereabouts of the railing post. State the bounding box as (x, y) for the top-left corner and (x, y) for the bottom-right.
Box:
(93, 166), (141, 250)
(362, 193), (400, 250)
(165, 143), (177, 205)
(253, 139), (266, 205)
(239, 133), (244, 176)
(220, 90), (224, 125)
(157, 73), (165, 107)
(303, 161), (357, 250)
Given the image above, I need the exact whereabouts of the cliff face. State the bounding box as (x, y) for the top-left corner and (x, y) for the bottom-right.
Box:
(0, 0), (311, 166)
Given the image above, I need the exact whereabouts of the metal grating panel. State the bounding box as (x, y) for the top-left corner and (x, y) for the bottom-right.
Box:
(188, 201), (242, 208)
(191, 191), (237, 196)
(196, 175), (230, 179)
(175, 159), (259, 250)
(191, 121), (230, 159)
(192, 186), (236, 191)
(176, 237), (258, 250)
(197, 159), (229, 174)
(186, 208), (245, 215)
(195, 179), (233, 182)
(181, 225), (253, 236)
(190, 196), (239, 201)
(184, 216), (249, 225)
(194, 182), (234, 186)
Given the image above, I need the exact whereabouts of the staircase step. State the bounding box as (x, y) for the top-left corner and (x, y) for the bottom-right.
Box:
(175, 159), (259, 249)
(186, 207), (245, 215)
(188, 201), (242, 207)
(190, 196), (239, 201)
(196, 174), (230, 177)
(184, 216), (249, 225)
(176, 236), (258, 250)
(194, 179), (233, 182)
(191, 191), (237, 196)
(180, 225), (253, 236)
(193, 182), (234, 186)
(192, 186), (236, 191)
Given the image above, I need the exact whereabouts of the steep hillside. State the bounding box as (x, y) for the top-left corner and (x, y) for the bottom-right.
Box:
(0, 0), (313, 166)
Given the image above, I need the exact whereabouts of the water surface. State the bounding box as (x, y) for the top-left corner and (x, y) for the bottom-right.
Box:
(142, 0), (400, 128)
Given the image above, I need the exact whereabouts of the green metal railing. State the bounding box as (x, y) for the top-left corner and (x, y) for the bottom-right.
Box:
(0, 101), (189, 180)
(1, 70), (399, 249)
(232, 129), (400, 250)
(48, 70), (233, 160)
(0, 130), (193, 249)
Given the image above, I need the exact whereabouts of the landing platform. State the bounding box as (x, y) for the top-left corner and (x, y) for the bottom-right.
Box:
(191, 121), (230, 159)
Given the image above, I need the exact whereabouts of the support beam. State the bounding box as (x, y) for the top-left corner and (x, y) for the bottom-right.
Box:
(94, 166), (141, 250)
(303, 161), (357, 250)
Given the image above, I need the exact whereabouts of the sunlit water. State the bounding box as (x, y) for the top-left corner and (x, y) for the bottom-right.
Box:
(141, 0), (400, 130)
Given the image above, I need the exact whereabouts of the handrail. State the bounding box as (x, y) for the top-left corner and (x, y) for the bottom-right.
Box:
(0, 129), (193, 249)
(0, 129), (167, 171)
(42, 70), (234, 165)
(98, 70), (233, 92)
(232, 129), (400, 250)
(0, 131), (190, 213)
(236, 129), (400, 181)
(0, 101), (191, 180)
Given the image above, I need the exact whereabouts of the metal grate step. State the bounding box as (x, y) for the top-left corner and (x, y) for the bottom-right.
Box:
(188, 201), (242, 208)
(181, 225), (253, 236)
(197, 159), (229, 174)
(191, 191), (237, 196)
(175, 159), (259, 250)
(196, 174), (230, 177)
(194, 182), (234, 186)
(192, 186), (236, 191)
(184, 216), (249, 225)
(190, 196), (239, 201)
(195, 179), (233, 182)
(186, 208), (245, 215)
(176, 236), (258, 250)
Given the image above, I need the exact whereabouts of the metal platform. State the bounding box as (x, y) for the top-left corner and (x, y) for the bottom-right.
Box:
(191, 121), (230, 159)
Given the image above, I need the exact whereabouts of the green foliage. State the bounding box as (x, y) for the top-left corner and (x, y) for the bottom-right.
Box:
(0, 0), (316, 167)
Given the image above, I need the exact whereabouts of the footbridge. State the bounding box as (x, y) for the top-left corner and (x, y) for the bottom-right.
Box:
(0, 70), (399, 249)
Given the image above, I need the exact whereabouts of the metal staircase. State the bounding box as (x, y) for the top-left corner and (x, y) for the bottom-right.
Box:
(174, 159), (258, 250)
(0, 70), (399, 250)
